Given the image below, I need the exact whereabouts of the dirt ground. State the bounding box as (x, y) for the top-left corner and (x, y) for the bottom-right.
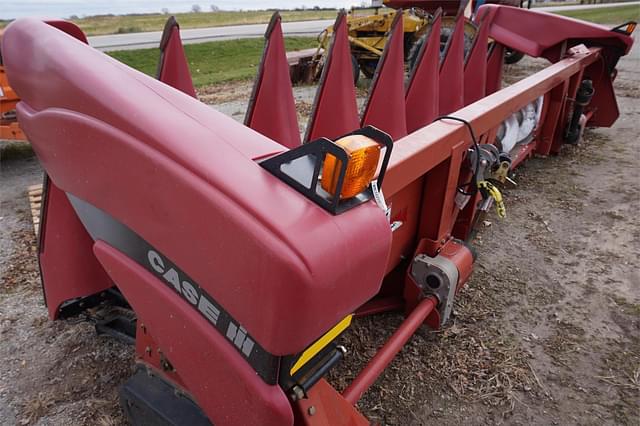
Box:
(1, 43), (638, 425)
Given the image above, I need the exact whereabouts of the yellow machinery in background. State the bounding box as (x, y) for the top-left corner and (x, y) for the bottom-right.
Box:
(305, 0), (524, 84)
(314, 5), (478, 83)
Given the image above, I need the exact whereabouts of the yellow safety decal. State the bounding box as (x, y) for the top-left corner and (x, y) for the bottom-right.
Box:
(290, 314), (353, 376)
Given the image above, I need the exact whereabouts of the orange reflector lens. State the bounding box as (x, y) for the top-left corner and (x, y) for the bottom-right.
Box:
(321, 135), (381, 199)
(627, 22), (637, 35)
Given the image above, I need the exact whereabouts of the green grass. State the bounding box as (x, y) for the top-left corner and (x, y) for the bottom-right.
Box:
(108, 36), (318, 87)
(554, 4), (640, 24)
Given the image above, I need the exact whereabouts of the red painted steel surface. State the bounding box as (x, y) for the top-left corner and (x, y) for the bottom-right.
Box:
(463, 12), (489, 105)
(39, 180), (114, 319)
(293, 379), (369, 425)
(93, 241), (293, 426)
(438, 15), (465, 115)
(45, 20), (88, 43)
(535, 80), (568, 156)
(405, 12), (442, 133)
(134, 320), (187, 389)
(479, 4), (633, 62)
(402, 238), (473, 324)
(445, 240), (474, 292)
(361, 11), (408, 140)
(3, 18), (392, 355)
(354, 295), (405, 316)
(485, 42), (504, 95)
(156, 17), (197, 98)
(245, 13), (301, 149)
(582, 55), (619, 127)
(384, 178), (425, 273)
(305, 12), (360, 142)
(342, 296), (437, 405)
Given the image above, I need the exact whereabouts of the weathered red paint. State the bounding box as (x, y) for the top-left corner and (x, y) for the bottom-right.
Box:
(405, 10), (442, 133)
(156, 17), (197, 98)
(464, 12), (489, 105)
(38, 179), (114, 319)
(438, 14), (466, 115)
(485, 42), (504, 95)
(361, 11), (408, 140)
(245, 13), (301, 149)
(293, 380), (369, 425)
(5, 18), (392, 356)
(93, 241), (294, 426)
(305, 12), (360, 142)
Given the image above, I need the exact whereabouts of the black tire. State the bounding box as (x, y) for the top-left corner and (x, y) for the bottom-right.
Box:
(408, 26), (474, 72)
(504, 48), (525, 65)
(351, 54), (360, 85)
(360, 60), (378, 79)
(407, 32), (427, 71)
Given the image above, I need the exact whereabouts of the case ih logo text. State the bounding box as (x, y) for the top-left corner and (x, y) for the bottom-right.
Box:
(146, 249), (255, 357)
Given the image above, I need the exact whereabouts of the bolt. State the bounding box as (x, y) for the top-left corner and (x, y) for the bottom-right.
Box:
(290, 385), (305, 401)
(308, 406), (316, 416)
(145, 346), (152, 355)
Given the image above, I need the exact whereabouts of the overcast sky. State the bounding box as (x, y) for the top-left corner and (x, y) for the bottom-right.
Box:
(2, 0), (367, 20)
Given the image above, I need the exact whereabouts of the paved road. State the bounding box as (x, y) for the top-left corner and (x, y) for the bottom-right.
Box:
(89, 1), (639, 51)
(533, 0), (638, 11)
(90, 19), (333, 51)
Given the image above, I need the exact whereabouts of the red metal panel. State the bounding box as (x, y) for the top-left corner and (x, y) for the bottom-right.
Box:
(464, 13), (489, 105)
(486, 42), (504, 95)
(405, 11), (441, 134)
(304, 12), (359, 142)
(418, 141), (465, 251)
(156, 17), (197, 98)
(385, 178), (425, 273)
(478, 5), (633, 63)
(583, 56), (619, 127)
(536, 81), (568, 156)
(438, 15), (465, 115)
(293, 379), (368, 425)
(3, 18), (284, 161)
(93, 241), (293, 426)
(45, 20), (87, 43)
(5, 18), (392, 356)
(361, 11), (407, 140)
(245, 13), (301, 149)
(39, 180), (113, 319)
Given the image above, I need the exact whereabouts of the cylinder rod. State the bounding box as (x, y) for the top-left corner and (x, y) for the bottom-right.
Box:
(342, 296), (437, 405)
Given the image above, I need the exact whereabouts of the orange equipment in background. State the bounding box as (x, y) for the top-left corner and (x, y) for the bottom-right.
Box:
(1, 31), (26, 141)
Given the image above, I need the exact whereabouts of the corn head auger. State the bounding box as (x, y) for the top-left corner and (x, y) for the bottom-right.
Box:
(1, 5), (634, 425)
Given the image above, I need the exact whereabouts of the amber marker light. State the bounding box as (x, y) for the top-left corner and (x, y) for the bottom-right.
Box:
(321, 134), (381, 199)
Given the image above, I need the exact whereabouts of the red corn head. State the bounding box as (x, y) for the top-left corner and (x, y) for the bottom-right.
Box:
(405, 10), (442, 133)
(156, 16), (197, 98)
(245, 13), (301, 149)
(304, 11), (359, 142)
(361, 11), (408, 140)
